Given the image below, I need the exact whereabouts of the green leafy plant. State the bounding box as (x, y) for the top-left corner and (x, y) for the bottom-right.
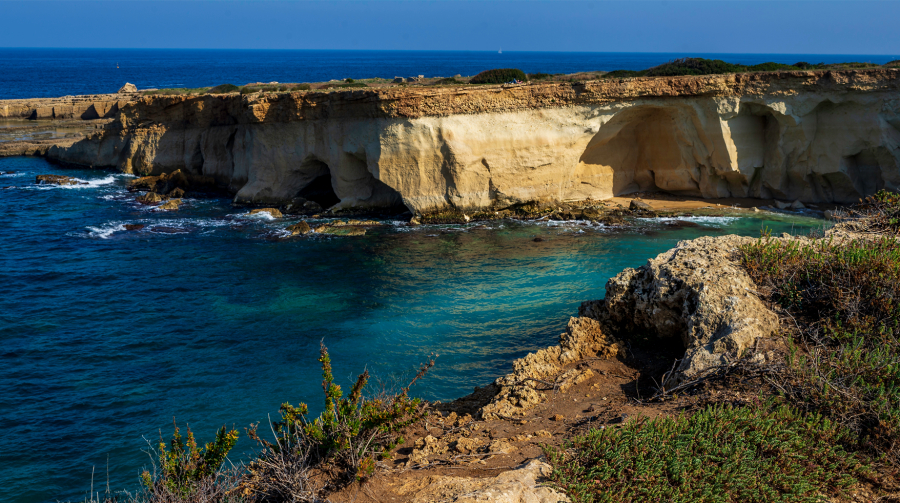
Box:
(527, 72), (552, 80)
(250, 343), (433, 483)
(545, 402), (869, 503)
(470, 68), (527, 84)
(140, 422), (239, 498)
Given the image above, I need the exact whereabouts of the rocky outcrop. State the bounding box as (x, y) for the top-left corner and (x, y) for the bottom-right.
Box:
(41, 69), (900, 213)
(480, 317), (622, 419)
(397, 459), (569, 503)
(35, 174), (83, 186)
(0, 94), (137, 120)
(580, 235), (780, 380)
(117, 83), (138, 94)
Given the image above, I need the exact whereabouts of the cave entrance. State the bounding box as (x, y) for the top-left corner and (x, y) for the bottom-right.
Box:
(576, 106), (703, 198)
(298, 172), (341, 208)
(292, 158), (341, 209)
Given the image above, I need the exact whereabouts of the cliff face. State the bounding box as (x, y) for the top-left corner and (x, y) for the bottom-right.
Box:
(50, 70), (900, 212)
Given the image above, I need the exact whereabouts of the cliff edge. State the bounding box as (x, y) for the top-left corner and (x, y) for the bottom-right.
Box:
(47, 69), (900, 213)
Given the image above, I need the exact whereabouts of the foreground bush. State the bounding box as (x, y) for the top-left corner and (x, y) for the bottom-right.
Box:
(131, 423), (243, 502)
(243, 343), (433, 499)
(741, 232), (900, 466)
(470, 68), (527, 84)
(545, 403), (868, 503)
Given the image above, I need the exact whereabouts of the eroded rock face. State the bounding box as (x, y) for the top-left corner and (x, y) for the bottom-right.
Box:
(397, 459), (569, 503)
(480, 317), (622, 419)
(580, 235), (779, 379)
(46, 70), (900, 213)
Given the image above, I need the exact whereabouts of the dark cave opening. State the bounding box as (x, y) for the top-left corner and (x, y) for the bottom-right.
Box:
(298, 173), (341, 208)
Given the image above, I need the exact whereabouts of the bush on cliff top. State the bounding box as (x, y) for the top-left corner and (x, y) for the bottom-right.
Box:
(602, 57), (890, 79)
(206, 83), (241, 94)
(470, 68), (527, 84)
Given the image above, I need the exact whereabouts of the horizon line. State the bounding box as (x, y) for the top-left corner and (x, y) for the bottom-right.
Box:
(1, 47), (899, 57)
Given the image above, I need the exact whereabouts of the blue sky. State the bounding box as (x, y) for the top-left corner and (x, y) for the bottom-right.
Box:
(1, 1), (899, 54)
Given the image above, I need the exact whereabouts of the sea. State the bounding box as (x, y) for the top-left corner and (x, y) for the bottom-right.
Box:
(1, 48), (897, 99)
(0, 50), (844, 503)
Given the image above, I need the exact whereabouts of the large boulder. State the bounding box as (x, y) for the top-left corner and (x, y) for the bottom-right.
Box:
(580, 235), (779, 380)
(117, 83), (138, 93)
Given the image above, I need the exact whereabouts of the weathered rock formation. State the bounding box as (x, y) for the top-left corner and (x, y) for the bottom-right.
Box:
(480, 317), (622, 420)
(580, 235), (780, 380)
(396, 459), (569, 503)
(0, 94), (137, 120)
(40, 70), (900, 212)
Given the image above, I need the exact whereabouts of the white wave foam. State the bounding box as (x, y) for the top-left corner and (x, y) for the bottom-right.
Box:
(645, 216), (740, 226)
(86, 223), (126, 239)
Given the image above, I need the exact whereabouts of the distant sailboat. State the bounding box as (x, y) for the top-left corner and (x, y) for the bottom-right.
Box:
(116, 63), (119, 69)
(498, 47), (502, 54)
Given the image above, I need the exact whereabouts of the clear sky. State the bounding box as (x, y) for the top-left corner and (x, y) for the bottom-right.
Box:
(1, 0), (898, 55)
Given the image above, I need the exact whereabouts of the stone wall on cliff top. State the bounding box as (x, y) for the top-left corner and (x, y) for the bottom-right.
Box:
(48, 70), (900, 212)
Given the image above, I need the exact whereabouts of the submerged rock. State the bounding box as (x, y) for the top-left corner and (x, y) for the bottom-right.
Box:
(159, 198), (181, 211)
(286, 221), (311, 235)
(35, 174), (82, 186)
(314, 224), (366, 236)
(136, 192), (165, 204)
(248, 208), (283, 218)
(124, 224), (144, 231)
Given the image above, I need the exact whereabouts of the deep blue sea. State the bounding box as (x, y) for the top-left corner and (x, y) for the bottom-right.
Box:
(0, 49), (838, 503)
(1, 48), (898, 99)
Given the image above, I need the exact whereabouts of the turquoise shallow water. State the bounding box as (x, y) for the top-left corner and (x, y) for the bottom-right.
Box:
(0, 156), (827, 502)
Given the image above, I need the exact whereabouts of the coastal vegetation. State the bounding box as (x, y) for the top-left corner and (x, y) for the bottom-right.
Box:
(469, 68), (527, 84)
(602, 57), (887, 78)
(83, 344), (435, 502)
(546, 191), (900, 501)
(545, 402), (869, 502)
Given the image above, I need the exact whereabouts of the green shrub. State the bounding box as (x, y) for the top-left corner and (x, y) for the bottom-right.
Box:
(527, 72), (552, 80)
(545, 403), (868, 503)
(206, 84), (240, 94)
(250, 343), (433, 482)
(140, 422), (239, 498)
(746, 62), (802, 72)
(239, 86), (254, 95)
(886, 60), (900, 68)
(434, 77), (462, 85)
(741, 229), (900, 465)
(295, 83), (311, 91)
(470, 68), (527, 84)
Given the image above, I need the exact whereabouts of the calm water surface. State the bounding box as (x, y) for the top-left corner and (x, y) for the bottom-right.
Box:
(1, 49), (897, 99)
(0, 156), (826, 502)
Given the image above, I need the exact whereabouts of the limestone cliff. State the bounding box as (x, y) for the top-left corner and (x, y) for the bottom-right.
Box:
(48, 70), (900, 212)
